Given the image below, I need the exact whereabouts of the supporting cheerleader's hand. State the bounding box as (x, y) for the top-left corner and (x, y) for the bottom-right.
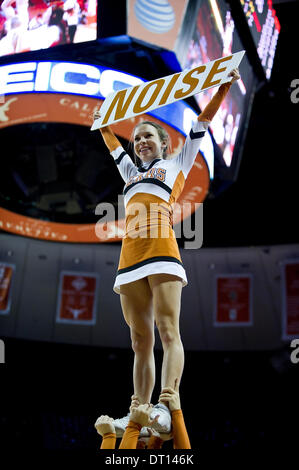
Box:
(159, 387), (181, 412)
(159, 377), (181, 412)
(129, 394), (140, 413)
(228, 68), (240, 84)
(94, 415), (115, 436)
(130, 403), (159, 428)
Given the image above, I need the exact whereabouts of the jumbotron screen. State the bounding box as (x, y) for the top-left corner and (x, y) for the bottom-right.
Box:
(0, 0), (97, 57)
(182, 0), (254, 168)
(239, 0), (280, 80)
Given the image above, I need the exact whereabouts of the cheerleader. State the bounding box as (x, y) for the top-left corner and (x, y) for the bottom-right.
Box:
(93, 68), (240, 436)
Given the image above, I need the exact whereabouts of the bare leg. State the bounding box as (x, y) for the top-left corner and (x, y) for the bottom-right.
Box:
(148, 274), (184, 394)
(120, 278), (155, 404)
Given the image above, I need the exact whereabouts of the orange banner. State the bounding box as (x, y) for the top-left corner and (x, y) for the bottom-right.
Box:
(282, 261), (299, 339)
(56, 271), (98, 324)
(0, 263), (14, 314)
(214, 274), (253, 326)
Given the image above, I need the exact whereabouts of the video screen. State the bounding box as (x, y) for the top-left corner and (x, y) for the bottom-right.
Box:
(0, 0), (97, 57)
(239, 0), (280, 79)
(182, 0), (254, 168)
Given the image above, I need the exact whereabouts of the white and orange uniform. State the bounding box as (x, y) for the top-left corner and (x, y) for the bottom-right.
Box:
(100, 83), (232, 294)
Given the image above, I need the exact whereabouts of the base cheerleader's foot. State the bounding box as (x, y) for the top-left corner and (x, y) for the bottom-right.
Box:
(113, 394), (140, 437)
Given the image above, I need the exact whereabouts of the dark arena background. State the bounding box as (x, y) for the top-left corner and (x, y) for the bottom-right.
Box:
(0, 0), (298, 465)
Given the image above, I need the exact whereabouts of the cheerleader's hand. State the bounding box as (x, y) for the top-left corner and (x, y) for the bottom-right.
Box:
(228, 68), (240, 84)
(94, 415), (115, 436)
(93, 109), (102, 121)
(129, 394), (140, 413)
(130, 403), (159, 428)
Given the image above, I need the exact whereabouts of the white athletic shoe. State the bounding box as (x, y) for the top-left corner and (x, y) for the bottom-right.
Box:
(150, 403), (172, 433)
(113, 414), (151, 439)
(113, 413), (130, 438)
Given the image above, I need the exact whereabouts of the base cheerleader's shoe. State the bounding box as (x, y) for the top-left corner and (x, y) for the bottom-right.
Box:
(113, 414), (152, 439)
(150, 403), (172, 433)
(113, 413), (130, 438)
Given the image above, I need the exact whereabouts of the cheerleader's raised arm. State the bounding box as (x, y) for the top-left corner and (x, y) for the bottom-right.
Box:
(174, 67), (240, 177)
(93, 110), (137, 183)
(198, 67), (240, 123)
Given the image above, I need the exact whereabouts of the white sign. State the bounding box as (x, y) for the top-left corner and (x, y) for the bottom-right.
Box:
(91, 51), (245, 130)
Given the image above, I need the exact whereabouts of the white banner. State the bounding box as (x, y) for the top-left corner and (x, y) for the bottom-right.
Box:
(91, 51), (245, 130)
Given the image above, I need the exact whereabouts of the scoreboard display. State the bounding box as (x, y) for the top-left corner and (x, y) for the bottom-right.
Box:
(0, 0), (97, 58)
(177, 0), (255, 171)
(239, 0), (280, 79)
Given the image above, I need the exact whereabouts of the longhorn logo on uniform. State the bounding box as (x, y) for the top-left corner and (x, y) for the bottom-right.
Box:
(125, 167), (166, 189)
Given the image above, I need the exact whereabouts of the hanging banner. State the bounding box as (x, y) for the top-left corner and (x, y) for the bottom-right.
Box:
(56, 271), (99, 325)
(91, 51), (245, 129)
(0, 262), (14, 315)
(281, 260), (299, 340)
(214, 274), (253, 327)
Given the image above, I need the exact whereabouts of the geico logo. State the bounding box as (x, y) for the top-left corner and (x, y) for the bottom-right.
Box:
(0, 62), (143, 97)
(94, 51), (245, 128)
